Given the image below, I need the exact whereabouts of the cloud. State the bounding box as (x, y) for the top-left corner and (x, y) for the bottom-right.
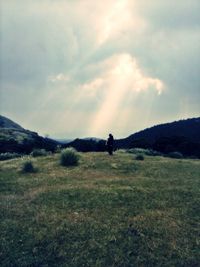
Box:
(76, 53), (164, 136)
(95, 0), (146, 45)
(0, 0), (81, 86)
(0, 0), (199, 138)
(80, 53), (164, 96)
(134, 0), (200, 30)
(48, 73), (70, 83)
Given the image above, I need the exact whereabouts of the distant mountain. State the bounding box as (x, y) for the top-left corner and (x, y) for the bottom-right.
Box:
(54, 138), (74, 144)
(65, 138), (106, 152)
(83, 137), (102, 141)
(54, 137), (102, 145)
(0, 115), (58, 153)
(116, 118), (200, 157)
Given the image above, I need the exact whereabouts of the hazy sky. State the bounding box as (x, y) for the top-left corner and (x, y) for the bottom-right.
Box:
(1, 0), (200, 138)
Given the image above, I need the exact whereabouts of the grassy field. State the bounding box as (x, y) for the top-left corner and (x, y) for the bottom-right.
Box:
(0, 152), (200, 267)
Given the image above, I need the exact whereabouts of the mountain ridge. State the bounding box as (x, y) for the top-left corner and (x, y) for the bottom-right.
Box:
(0, 115), (200, 157)
(116, 117), (200, 147)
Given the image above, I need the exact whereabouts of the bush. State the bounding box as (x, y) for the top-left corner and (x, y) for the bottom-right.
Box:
(21, 160), (35, 173)
(60, 148), (79, 167)
(144, 149), (162, 156)
(128, 148), (161, 156)
(135, 154), (144, 161)
(31, 149), (48, 157)
(0, 152), (22, 161)
(128, 148), (145, 154)
(167, 152), (183, 159)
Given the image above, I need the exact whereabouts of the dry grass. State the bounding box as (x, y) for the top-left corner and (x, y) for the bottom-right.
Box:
(0, 152), (200, 267)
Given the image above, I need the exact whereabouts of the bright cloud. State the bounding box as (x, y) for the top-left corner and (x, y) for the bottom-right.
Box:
(77, 53), (164, 136)
(81, 53), (164, 96)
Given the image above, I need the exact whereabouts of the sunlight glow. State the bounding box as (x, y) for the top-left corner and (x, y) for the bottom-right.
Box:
(85, 53), (164, 136)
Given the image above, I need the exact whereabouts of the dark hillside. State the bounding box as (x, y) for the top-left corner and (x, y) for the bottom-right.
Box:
(0, 115), (58, 153)
(116, 118), (200, 157)
(0, 115), (24, 130)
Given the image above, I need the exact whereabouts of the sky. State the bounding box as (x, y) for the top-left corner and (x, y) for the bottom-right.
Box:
(0, 0), (200, 139)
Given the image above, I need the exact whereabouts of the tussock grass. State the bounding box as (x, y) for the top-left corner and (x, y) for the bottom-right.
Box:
(21, 160), (36, 173)
(0, 152), (199, 266)
(0, 152), (22, 161)
(167, 151), (184, 159)
(60, 147), (79, 167)
(31, 149), (48, 157)
(135, 154), (144, 161)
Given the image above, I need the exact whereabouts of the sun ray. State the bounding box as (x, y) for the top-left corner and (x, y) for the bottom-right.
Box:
(87, 53), (164, 137)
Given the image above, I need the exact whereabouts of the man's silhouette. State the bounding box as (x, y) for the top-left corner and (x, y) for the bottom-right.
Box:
(106, 134), (114, 155)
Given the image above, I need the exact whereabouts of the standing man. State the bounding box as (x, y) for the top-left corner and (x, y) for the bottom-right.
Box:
(106, 133), (114, 155)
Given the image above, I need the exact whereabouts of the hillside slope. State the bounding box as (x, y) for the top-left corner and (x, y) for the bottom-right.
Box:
(0, 115), (58, 153)
(0, 115), (24, 130)
(116, 118), (200, 157)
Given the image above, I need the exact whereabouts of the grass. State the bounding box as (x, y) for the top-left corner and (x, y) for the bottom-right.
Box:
(0, 152), (199, 267)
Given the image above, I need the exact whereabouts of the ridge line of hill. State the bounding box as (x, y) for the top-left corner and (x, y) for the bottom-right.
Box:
(0, 115), (200, 157)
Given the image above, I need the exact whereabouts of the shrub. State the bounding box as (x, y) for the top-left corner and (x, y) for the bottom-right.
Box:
(31, 149), (48, 157)
(60, 148), (79, 167)
(128, 148), (145, 154)
(144, 149), (162, 156)
(0, 152), (22, 161)
(128, 148), (161, 156)
(167, 152), (183, 159)
(135, 154), (144, 161)
(22, 160), (35, 173)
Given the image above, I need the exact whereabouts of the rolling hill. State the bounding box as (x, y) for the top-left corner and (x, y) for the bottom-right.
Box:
(116, 118), (200, 146)
(0, 115), (58, 153)
(115, 118), (200, 157)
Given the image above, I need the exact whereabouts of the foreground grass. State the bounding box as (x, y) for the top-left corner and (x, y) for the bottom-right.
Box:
(0, 152), (199, 267)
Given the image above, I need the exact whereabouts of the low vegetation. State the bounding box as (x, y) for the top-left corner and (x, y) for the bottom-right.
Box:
(127, 148), (162, 156)
(21, 160), (35, 173)
(0, 152), (199, 266)
(31, 149), (49, 157)
(167, 151), (183, 159)
(60, 147), (80, 167)
(0, 152), (22, 161)
(135, 154), (144, 161)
